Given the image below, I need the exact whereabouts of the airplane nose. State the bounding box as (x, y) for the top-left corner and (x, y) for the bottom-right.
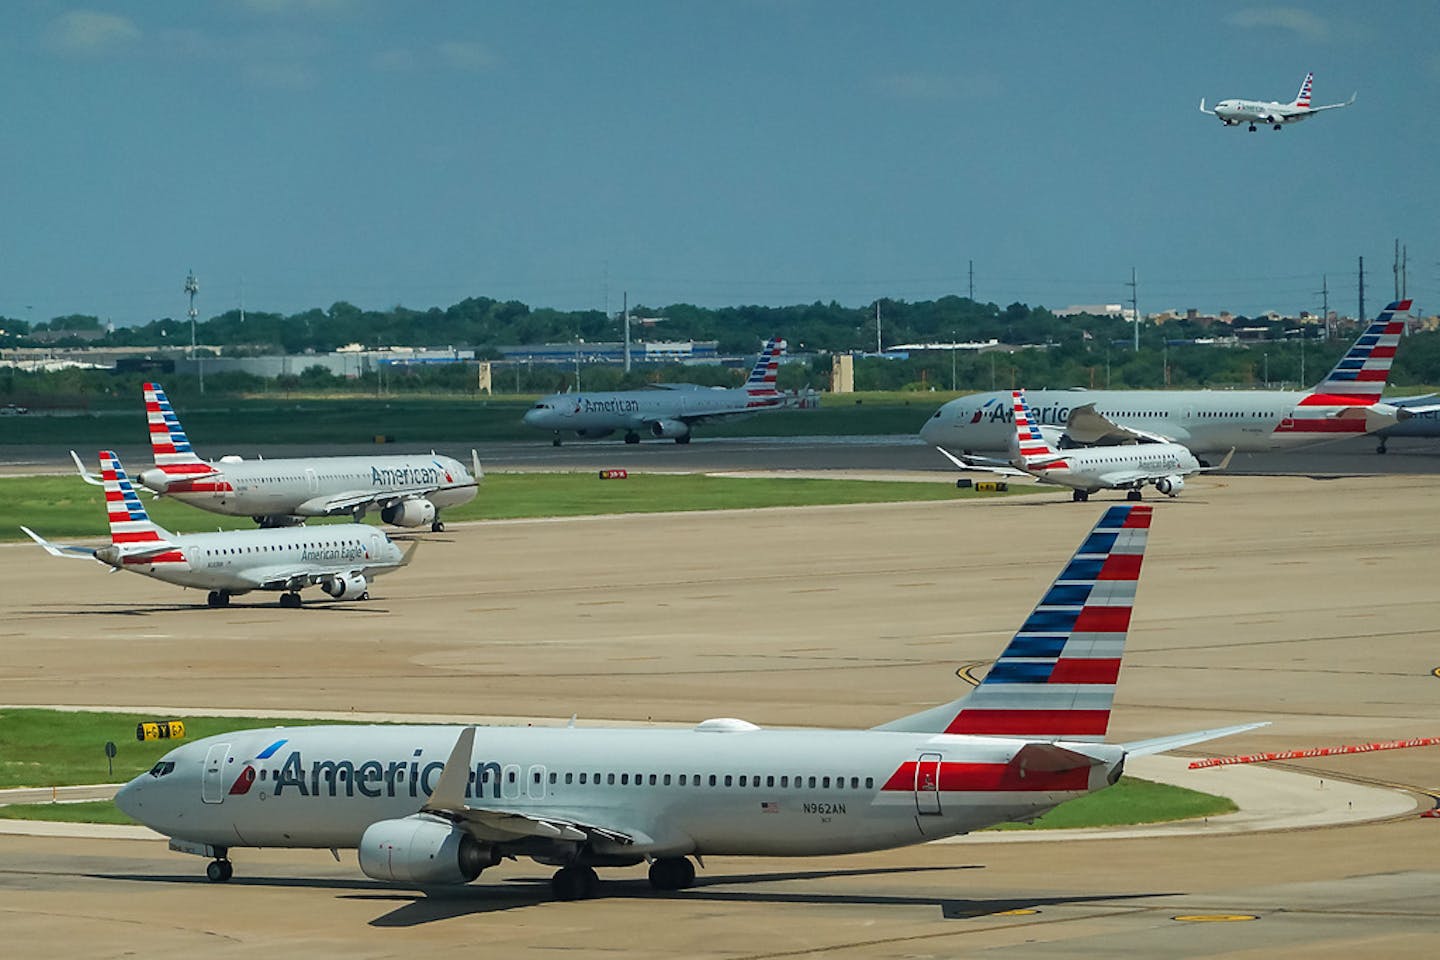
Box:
(521, 410), (539, 426)
(918, 412), (944, 444)
(114, 778), (141, 819)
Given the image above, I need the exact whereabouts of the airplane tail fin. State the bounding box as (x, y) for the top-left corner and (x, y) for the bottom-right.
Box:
(744, 337), (786, 394)
(143, 382), (205, 468)
(100, 450), (175, 546)
(1309, 300), (1409, 401)
(1010, 390), (1061, 465)
(1292, 71), (1313, 108)
(875, 504), (1152, 739)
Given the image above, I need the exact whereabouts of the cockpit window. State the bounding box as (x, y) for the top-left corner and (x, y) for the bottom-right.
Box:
(532, 402), (551, 410)
(148, 761), (176, 778)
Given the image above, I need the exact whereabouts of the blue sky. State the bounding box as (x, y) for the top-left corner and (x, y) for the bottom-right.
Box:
(3, 1), (1436, 326)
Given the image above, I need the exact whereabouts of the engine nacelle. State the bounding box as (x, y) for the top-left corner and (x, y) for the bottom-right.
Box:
(358, 816), (497, 885)
(380, 499), (436, 528)
(649, 419), (691, 440)
(1155, 475), (1185, 497)
(322, 573), (368, 599)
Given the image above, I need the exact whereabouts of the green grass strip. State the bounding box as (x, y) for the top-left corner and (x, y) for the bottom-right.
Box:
(0, 800), (136, 825)
(987, 776), (1237, 830)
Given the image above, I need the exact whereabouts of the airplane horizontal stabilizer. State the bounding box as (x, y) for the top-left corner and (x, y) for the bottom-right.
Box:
(933, 446), (1030, 477)
(1120, 721), (1269, 757)
(20, 526), (97, 560)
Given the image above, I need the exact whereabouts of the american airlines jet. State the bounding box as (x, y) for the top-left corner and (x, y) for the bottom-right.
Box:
(115, 505), (1260, 898)
(26, 451), (413, 608)
(921, 301), (1424, 456)
(74, 383), (479, 532)
(522, 337), (789, 445)
(939, 390), (1221, 502)
(1200, 72), (1355, 131)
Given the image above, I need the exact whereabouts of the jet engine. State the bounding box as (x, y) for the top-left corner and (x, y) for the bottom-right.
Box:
(380, 499), (436, 528)
(321, 573), (368, 599)
(649, 419), (691, 440)
(358, 816), (497, 885)
(1155, 476), (1185, 497)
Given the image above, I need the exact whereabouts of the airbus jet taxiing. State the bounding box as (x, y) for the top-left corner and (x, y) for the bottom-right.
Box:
(921, 301), (1426, 456)
(940, 390), (1225, 502)
(1200, 71), (1354, 131)
(116, 504), (1261, 898)
(74, 383), (479, 532)
(522, 337), (789, 445)
(27, 451), (413, 608)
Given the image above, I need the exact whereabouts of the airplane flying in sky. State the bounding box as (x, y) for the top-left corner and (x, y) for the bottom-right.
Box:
(1199, 71), (1355, 131)
(938, 390), (1225, 502)
(115, 504), (1261, 898)
(73, 383), (479, 532)
(27, 451), (414, 608)
(921, 301), (1430, 456)
(522, 337), (790, 445)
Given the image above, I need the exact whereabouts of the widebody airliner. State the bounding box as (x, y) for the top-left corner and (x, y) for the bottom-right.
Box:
(1200, 72), (1354, 131)
(940, 390), (1224, 501)
(116, 504), (1260, 898)
(27, 451), (413, 608)
(522, 337), (790, 445)
(74, 383), (479, 531)
(921, 301), (1425, 456)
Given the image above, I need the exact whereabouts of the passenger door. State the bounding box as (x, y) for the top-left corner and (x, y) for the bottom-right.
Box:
(201, 743), (232, 804)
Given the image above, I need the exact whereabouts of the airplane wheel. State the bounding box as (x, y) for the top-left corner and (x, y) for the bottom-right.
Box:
(624, 433), (640, 445)
(1248, 124), (1257, 132)
(648, 857), (696, 891)
(1071, 490), (1088, 502)
(1126, 489), (1143, 502)
(1273, 124), (1282, 131)
(675, 435), (691, 445)
(551, 865), (598, 900)
(206, 591), (230, 608)
(1377, 442), (1387, 454)
(206, 859), (233, 882)
(552, 435), (562, 447)
(279, 593), (302, 609)
(359, 591), (370, 601)
(431, 520), (444, 532)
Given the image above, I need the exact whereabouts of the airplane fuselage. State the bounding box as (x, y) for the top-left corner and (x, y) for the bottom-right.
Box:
(1015, 442), (1199, 493)
(1212, 98), (1312, 127)
(119, 724), (1119, 858)
(524, 387), (783, 442)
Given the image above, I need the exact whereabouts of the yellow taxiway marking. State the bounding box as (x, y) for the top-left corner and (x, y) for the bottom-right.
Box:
(1173, 914), (1259, 923)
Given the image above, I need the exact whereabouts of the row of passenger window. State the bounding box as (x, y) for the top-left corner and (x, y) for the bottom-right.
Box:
(488, 769), (877, 790)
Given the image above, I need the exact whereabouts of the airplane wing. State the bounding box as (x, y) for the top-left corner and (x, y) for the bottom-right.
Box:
(932, 446), (1032, 478)
(250, 543), (416, 591)
(1063, 403), (1176, 445)
(20, 526), (99, 560)
(294, 482), (475, 518)
(419, 727), (644, 846)
(1307, 92), (1356, 113)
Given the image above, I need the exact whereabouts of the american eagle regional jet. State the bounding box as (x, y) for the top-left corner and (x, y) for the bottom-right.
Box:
(1200, 71), (1355, 131)
(116, 505), (1261, 899)
(72, 383), (479, 532)
(522, 337), (789, 445)
(921, 301), (1429, 456)
(25, 451), (413, 608)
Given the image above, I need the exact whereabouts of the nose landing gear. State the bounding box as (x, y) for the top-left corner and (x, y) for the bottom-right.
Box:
(205, 857), (233, 882)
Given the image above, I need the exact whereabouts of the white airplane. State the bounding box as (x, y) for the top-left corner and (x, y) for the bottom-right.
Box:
(939, 390), (1227, 502)
(72, 383), (479, 532)
(26, 451), (414, 608)
(921, 301), (1432, 456)
(115, 504), (1262, 898)
(1200, 71), (1354, 131)
(522, 337), (789, 445)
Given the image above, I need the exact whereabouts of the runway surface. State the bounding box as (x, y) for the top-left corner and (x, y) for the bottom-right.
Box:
(2, 473), (1439, 956)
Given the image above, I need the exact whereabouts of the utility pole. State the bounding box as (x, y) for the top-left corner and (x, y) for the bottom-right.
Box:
(1317, 274), (1329, 341)
(1402, 244), (1408, 300)
(1394, 238), (1400, 301)
(950, 330), (957, 391)
(1125, 267), (1139, 352)
(623, 291), (631, 373)
(1358, 255), (1365, 324)
(184, 270), (202, 394)
(968, 260), (974, 301)
(875, 301), (882, 354)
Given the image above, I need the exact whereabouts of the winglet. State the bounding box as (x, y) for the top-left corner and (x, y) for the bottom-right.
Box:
(398, 540), (420, 567)
(421, 726), (476, 813)
(1213, 447), (1235, 471)
(70, 450), (104, 487)
(471, 449), (484, 483)
(1199, 97), (1210, 114)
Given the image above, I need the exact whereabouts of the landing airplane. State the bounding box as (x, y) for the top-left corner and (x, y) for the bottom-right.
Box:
(921, 301), (1428, 456)
(1200, 71), (1355, 131)
(73, 383), (479, 531)
(26, 451), (413, 608)
(522, 337), (788, 445)
(939, 390), (1227, 502)
(116, 504), (1262, 898)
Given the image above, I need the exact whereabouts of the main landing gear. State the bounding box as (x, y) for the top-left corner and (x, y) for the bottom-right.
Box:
(279, 592), (303, 609)
(206, 590), (231, 608)
(206, 856), (233, 882)
(551, 432), (563, 447)
(551, 864), (599, 900)
(624, 432), (641, 444)
(647, 856), (696, 891)
(1377, 439), (1388, 454)
(1126, 489), (1144, 502)
(1071, 490), (1090, 502)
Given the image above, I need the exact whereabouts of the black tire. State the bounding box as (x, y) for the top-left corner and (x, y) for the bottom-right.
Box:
(1248, 125), (1257, 132)
(675, 435), (690, 445)
(648, 857), (696, 891)
(1126, 489), (1143, 502)
(552, 436), (562, 447)
(624, 433), (640, 445)
(206, 859), (232, 882)
(279, 593), (301, 609)
(431, 520), (444, 532)
(1377, 443), (1387, 454)
(551, 865), (599, 900)
(1071, 490), (1086, 502)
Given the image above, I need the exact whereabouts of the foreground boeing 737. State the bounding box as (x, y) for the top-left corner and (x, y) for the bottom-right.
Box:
(939, 390), (1227, 501)
(921, 301), (1425, 455)
(1200, 71), (1354, 131)
(73, 383), (479, 532)
(116, 505), (1260, 898)
(522, 337), (789, 445)
(26, 451), (413, 608)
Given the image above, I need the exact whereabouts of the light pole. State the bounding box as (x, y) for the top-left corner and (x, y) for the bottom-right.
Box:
(184, 270), (202, 394)
(950, 331), (957, 392)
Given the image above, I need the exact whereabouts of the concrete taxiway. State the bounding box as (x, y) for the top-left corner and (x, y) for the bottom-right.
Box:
(1, 473), (1439, 957)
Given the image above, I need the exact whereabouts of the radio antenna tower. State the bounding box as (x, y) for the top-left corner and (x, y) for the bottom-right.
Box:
(184, 270), (202, 394)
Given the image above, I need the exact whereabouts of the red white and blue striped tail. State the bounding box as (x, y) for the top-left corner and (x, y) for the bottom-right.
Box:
(1012, 389), (1058, 462)
(143, 382), (205, 468)
(874, 504), (1152, 739)
(100, 450), (174, 546)
(744, 337), (786, 392)
(1293, 71), (1313, 108)
(1309, 300), (1409, 402)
